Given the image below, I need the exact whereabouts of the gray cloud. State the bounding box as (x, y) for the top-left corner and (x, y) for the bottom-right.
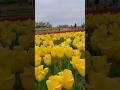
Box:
(35, 0), (85, 26)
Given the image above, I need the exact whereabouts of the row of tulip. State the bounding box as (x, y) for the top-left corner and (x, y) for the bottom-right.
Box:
(35, 31), (85, 90)
(36, 29), (83, 35)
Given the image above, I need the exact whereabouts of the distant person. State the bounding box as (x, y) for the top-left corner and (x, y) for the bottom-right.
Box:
(74, 23), (77, 28)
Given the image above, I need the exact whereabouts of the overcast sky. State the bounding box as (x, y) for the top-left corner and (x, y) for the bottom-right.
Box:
(35, 0), (85, 26)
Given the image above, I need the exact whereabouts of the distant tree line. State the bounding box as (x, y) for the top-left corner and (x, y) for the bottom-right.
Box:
(58, 23), (84, 29)
(35, 22), (52, 28)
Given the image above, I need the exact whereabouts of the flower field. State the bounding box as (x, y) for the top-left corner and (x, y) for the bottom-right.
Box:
(35, 31), (85, 90)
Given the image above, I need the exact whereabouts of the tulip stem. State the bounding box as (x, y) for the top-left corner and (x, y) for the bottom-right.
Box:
(74, 70), (78, 90)
(60, 59), (62, 71)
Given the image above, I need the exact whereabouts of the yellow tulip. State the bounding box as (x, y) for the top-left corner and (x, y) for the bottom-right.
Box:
(76, 63), (85, 77)
(58, 69), (74, 89)
(43, 54), (51, 66)
(64, 47), (73, 57)
(70, 56), (80, 69)
(66, 38), (71, 44)
(35, 46), (41, 56)
(77, 42), (85, 51)
(35, 65), (49, 81)
(35, 35), (41, 46)
(47, 46), (52, 53)
(71, 57), (85, 77)
(35, 55), (41, 67)
(51, 47), (57, 57)
(40, 46), (48, 57)
(46, 75), (62, 90)
(73, 49), (80, 57)
(76, 59), (85, 77)
(56, 47), (65, 58)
